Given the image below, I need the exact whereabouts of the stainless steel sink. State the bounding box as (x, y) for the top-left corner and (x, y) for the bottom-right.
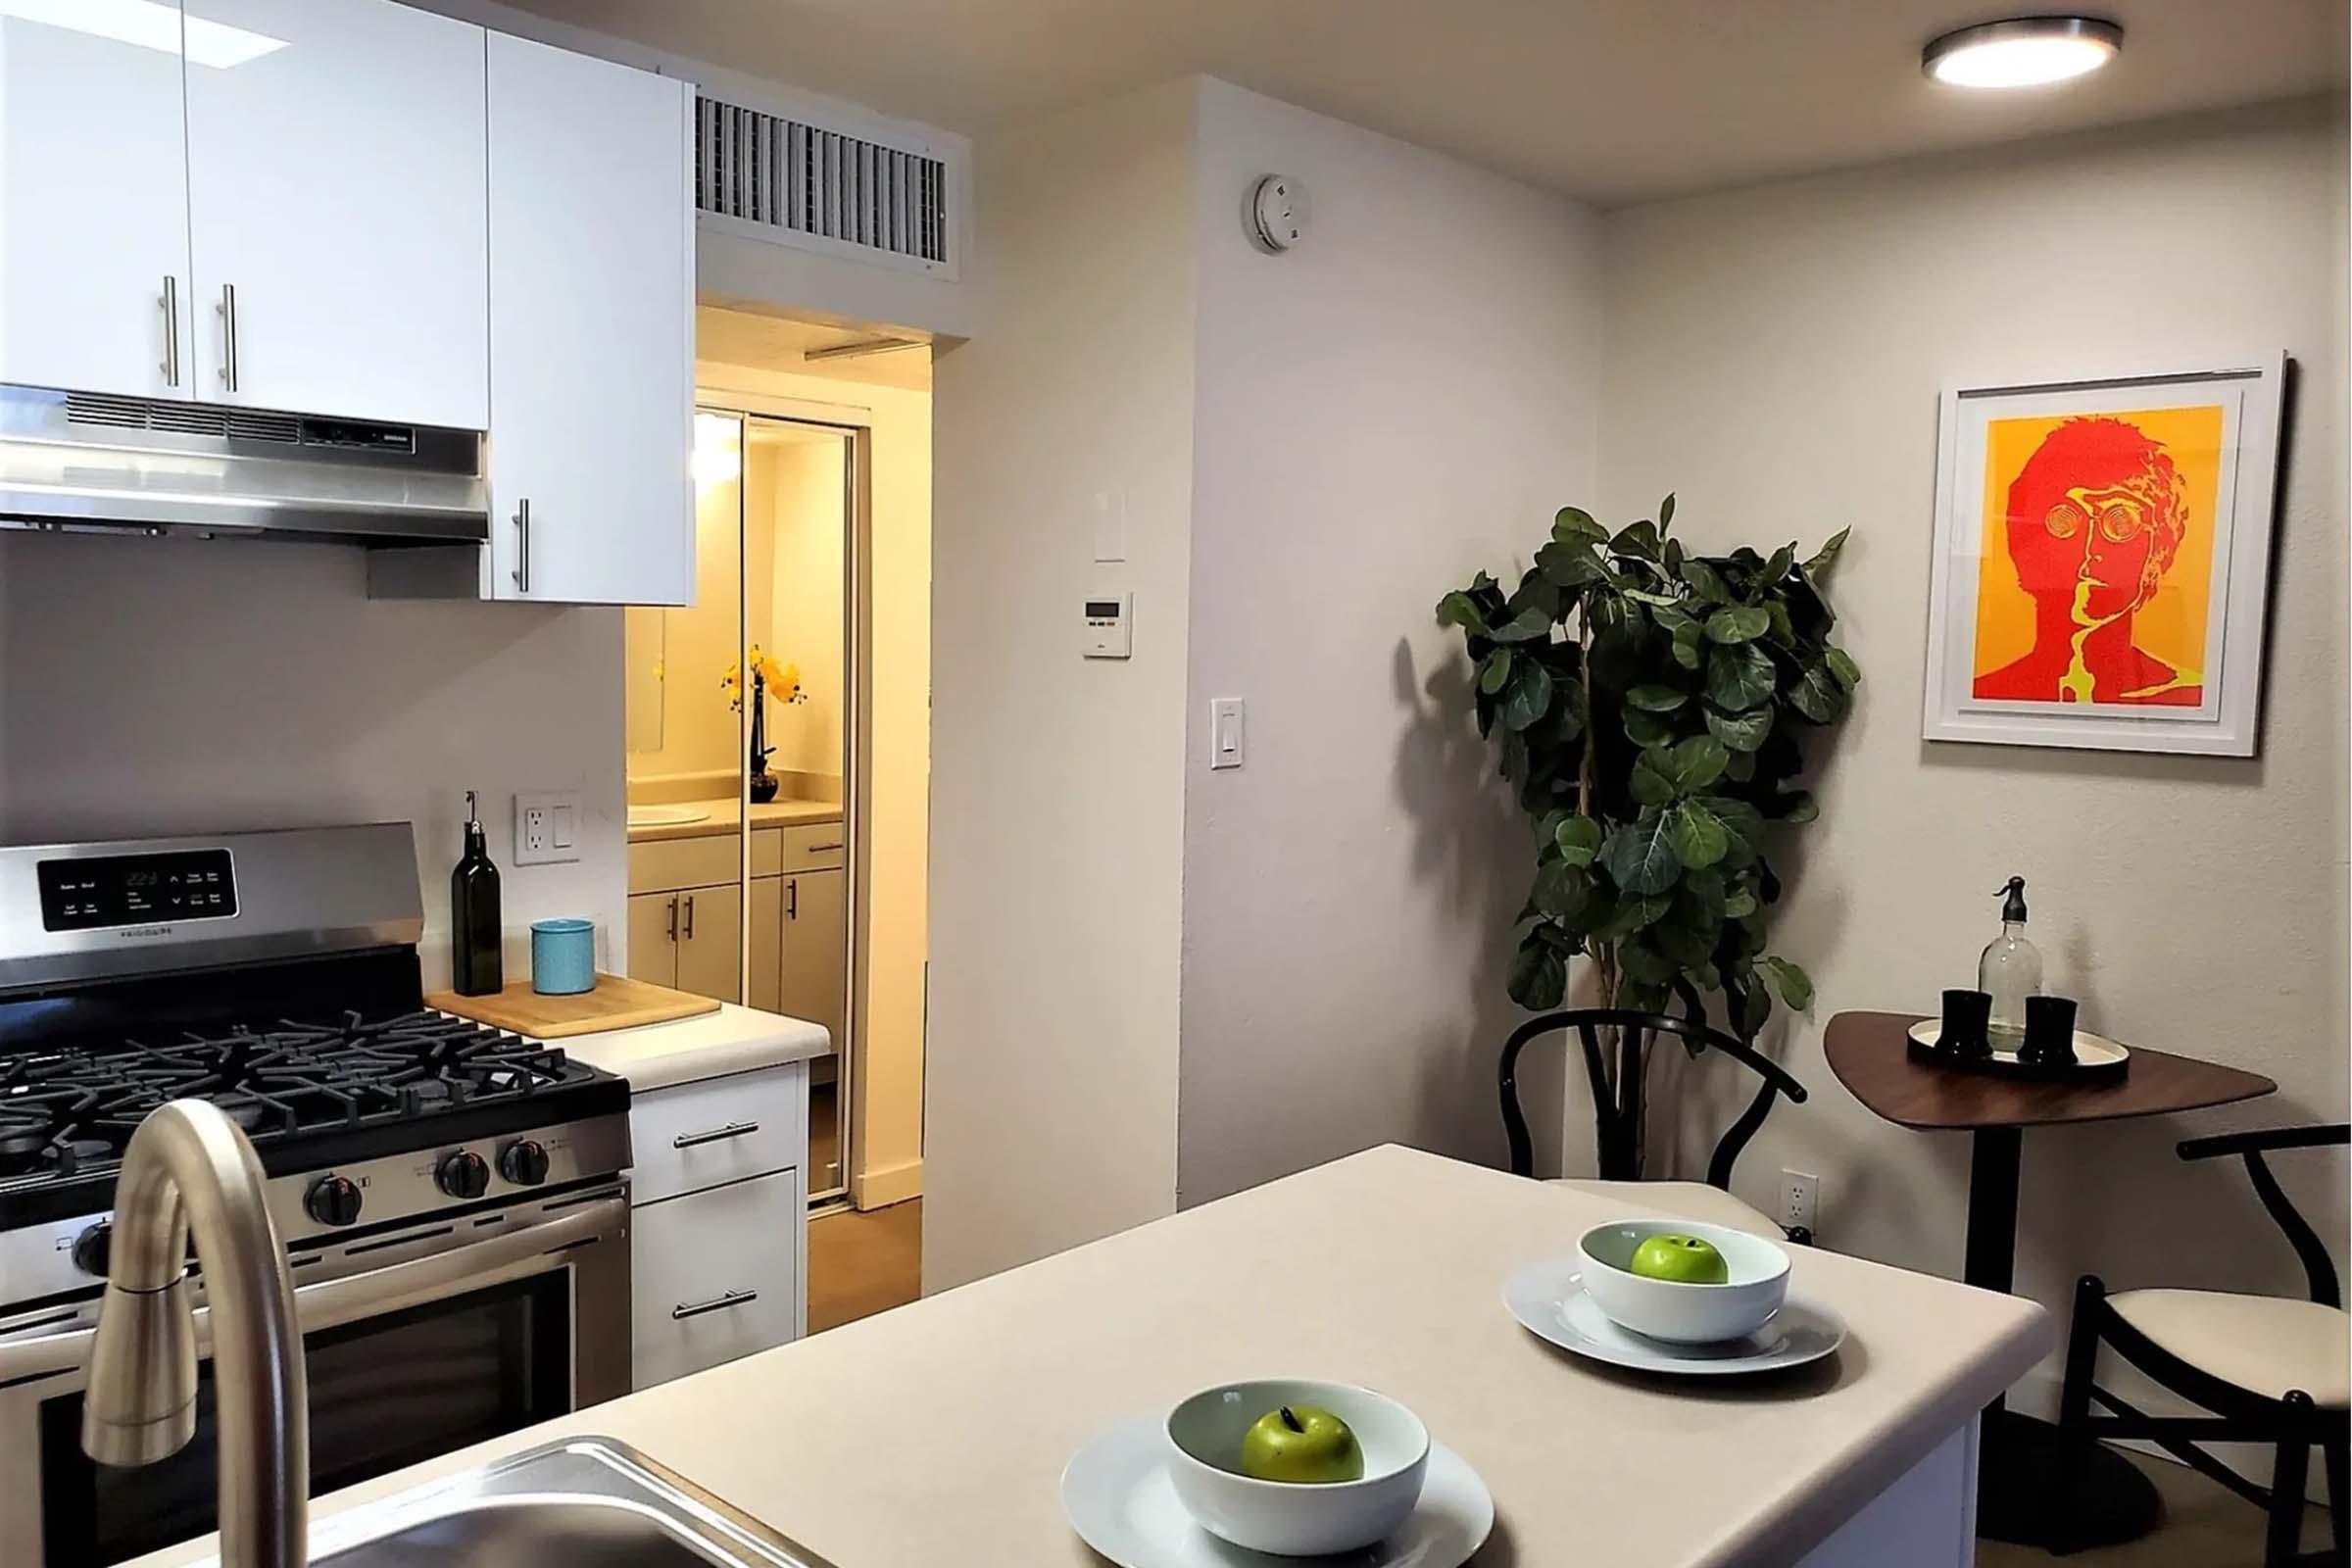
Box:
(293, 1438), (834, 1568)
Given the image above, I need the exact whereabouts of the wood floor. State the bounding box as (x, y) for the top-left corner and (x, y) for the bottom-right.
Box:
(807, 1196), (921, 1334)
(1980, 1447), (2335, 1568)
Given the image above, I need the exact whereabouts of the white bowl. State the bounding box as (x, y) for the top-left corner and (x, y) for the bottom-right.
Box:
(1163, 1379), (1430, 1556)
(1578, 1218), (1790, 1345)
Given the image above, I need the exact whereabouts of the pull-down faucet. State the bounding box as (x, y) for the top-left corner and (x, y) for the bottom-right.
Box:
(82, 1099), (309, 1568)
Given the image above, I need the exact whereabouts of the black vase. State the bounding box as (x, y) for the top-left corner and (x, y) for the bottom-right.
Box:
(748, 672), (780, 803)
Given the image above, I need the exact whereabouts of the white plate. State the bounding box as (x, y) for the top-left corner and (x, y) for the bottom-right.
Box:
(1061, 1414), (1494, 1568)
(1503, 1256), (1846, 1377)
(1904, 1018), (2128, 1068)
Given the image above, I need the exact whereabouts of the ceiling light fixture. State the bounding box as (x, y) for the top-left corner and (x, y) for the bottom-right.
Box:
(1922, 16), (2123, 89)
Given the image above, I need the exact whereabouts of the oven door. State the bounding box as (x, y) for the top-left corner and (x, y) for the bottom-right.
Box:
(0, 1190), (629, 1568)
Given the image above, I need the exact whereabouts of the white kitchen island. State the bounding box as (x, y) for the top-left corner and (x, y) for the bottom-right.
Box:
(132, 1144), (2047, 1568)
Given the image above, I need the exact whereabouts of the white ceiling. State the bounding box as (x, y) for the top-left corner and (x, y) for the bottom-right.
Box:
(504, 0), (2344, 206)
(697, 308), (933, 391)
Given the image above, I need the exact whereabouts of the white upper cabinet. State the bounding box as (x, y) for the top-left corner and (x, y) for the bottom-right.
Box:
(183, 0), (489, 429)
(0, 5), (196, 399)
(485, 32), (693, 605)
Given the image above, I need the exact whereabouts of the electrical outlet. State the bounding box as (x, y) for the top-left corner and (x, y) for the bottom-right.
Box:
(1782, 1169), (1821, 1239)
(513, 791), (581, 866)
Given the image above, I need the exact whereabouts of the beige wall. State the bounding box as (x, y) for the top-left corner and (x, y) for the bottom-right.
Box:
(1176, 78), (1599, 1205)
(926, 81), (1200, 1290)
(698, 355), (933, 1209)
(751, 430), (849, 783)
(0, 534), (625, 984)
(1592, 99), (2349, 1409)
(627, 456), (745, 788)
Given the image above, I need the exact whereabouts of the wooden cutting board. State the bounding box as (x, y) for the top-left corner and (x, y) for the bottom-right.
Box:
(425, 974), (720, 1038)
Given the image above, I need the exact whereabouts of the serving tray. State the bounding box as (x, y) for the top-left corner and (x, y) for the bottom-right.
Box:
(1905, 1018), (2130, 1084)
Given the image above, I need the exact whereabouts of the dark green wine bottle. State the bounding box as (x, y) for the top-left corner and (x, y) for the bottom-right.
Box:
(451, 790), (504, 996)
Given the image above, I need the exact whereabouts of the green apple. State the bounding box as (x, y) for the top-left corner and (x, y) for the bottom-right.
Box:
(1628, 1233), (1730, 1285)
(1238, 1404), (1364, 1484)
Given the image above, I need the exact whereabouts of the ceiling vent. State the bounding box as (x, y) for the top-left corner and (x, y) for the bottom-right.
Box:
(695, 92), (958, 277)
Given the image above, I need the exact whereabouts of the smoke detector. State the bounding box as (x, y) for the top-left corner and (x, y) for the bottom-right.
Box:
(1246, 174), (1308, 254)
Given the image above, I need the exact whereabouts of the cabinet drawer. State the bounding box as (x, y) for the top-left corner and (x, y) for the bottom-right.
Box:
(632, 1167), (802, 1389)
(630, 1062), (807, 1204)
(752, 829), (783, 878)
(780, 822), (848, 872)
(629, 834), (741, 894)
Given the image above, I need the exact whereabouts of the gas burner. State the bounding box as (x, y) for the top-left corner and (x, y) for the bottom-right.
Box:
(0, 1008), (599, 1191)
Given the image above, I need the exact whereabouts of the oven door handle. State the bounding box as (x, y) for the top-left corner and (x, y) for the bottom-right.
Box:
(0, 1198), (626, 1386)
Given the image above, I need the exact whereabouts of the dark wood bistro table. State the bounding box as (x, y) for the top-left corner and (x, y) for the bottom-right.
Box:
(1824, 1009), (2277, 1550)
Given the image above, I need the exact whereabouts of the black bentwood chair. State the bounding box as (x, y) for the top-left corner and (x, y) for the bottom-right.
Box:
(1498, 1008), (1810, 1242)
(2057, 1123), (2350, 1565)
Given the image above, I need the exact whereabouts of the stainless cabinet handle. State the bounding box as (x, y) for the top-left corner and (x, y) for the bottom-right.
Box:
(216, 283), (237, 390)
(670, 1287), (759, 1321)
(672, 1119), (760, 1150)
(160, 276), (180, 387)
(681, 893), (696, 939)
(511, 498), (531, 593)
(665, 895), (678, 942)
(786, 878), (797, 920)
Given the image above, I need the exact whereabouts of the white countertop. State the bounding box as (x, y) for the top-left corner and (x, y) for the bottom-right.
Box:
(552, 1001), (831, 1092)
(129, 1144), (2048, 1568)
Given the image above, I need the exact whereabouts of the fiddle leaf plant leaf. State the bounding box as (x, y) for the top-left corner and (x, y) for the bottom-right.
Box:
(1705, 641), (1777, 710)
(1601, 813), (1684, 897)
(1555, 814), (1603, 868)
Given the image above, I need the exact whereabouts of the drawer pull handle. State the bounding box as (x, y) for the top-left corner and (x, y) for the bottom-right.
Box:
(672, 1119), (760, 1150)
(806, 841), (844, 853)
(671, 1288), (760, 1321)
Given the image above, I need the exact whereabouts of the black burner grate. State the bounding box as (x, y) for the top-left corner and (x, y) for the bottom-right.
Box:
(0, 1011), (594, 1186)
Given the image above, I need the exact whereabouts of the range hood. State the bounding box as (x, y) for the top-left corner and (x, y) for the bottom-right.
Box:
(0, 383), (486, 546)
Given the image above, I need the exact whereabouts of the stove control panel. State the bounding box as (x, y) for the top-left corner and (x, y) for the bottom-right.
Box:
(36, 848), (237, 931)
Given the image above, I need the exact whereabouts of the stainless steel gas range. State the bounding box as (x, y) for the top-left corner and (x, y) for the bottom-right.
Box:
(0, 823), (632, 1568)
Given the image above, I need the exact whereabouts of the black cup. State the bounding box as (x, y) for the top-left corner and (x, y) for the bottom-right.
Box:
(2022, 996), (2079, 1064)
(1937, 989), (1993, 1057)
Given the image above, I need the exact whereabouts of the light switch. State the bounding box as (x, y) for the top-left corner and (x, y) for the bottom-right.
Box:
(1209, 698), (1246, 770)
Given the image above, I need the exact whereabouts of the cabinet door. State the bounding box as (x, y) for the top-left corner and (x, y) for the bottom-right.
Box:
(778, 870), (846, 1052)
(672, 888), (743, 1005)
(484, 32), (692, 605)
(625, 893), (677, 987)
(748, 877), (783, 1014)
(183, 0), (487, 427)
(631, 1167), (802, 1390)
(0, 5), (193, 399)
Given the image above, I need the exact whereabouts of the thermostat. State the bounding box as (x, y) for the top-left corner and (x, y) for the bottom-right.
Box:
(1083, 594), (1133, 660)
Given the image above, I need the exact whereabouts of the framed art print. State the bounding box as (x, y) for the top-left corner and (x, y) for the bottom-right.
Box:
(1921, 355), (2286, 756)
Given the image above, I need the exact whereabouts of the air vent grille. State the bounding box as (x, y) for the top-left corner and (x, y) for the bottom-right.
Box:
(695, 94), (951, 268)
(65, 394), (304, 446)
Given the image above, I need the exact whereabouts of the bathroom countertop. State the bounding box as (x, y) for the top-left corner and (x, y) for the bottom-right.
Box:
(625, 796), (842, 844)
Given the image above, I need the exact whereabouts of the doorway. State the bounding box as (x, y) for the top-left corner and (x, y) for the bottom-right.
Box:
(622, 304), (930, 1302)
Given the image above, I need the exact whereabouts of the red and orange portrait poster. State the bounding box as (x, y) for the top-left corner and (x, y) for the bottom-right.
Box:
(1969, 406), (2224, 709)
(1922, 361), (2285, 757)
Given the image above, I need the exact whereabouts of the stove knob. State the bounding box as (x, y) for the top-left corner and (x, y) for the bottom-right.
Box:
(305, 1175), (364, 1229)
(73, 1221), (113, 1278)
(498, 1139), (550, 1187)
(435, 1150), (490, 1200)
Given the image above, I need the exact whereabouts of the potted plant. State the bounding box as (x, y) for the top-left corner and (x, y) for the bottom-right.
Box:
(1437, 497), (1857, 1040)
(722, 645), (806, 804)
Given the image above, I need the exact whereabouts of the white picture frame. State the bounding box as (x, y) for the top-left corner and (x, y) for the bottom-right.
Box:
(1920, 354), (2287, 756)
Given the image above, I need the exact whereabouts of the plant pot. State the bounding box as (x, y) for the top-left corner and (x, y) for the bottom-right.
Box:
(749, 770), (780, 805)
